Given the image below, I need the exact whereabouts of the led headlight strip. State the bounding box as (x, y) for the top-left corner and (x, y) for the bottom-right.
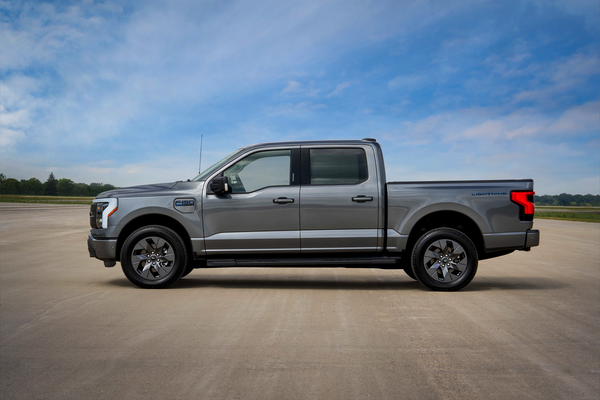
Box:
(92, 198), (118, 229)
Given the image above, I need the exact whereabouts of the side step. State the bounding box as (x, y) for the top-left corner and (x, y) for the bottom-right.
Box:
(206, 256), (401, 268)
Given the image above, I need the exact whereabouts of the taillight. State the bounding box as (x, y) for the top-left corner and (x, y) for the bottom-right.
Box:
(511, 191), (535, 221)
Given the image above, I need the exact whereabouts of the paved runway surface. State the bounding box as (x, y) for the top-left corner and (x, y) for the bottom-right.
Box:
(1, 203), (598, 399)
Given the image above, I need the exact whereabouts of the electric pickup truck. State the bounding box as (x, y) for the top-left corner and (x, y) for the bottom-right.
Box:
(87, 139), (539, 291)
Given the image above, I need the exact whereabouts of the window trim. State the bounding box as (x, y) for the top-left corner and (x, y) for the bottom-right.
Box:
(301, 147), (369, 186)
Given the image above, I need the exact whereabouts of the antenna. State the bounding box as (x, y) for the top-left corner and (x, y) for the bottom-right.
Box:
(198, 134), (203, 174)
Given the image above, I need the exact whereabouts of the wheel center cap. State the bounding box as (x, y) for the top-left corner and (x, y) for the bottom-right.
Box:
(441, 257), (449, 264)
(150, 255), (157, 261)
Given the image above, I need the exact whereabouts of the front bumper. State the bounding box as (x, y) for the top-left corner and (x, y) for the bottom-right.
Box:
(88, 234), (117, 261)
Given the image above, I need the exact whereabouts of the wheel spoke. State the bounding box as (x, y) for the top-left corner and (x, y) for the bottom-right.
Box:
(155, 238), (166, 254)
(159, 252), (175, 263)
(141, 267), (153, 279)
(427, 260), (441, 278)
(449, 244), (464, 259)
(144, 238), (157, 254)
(440, 265), (449, 280)
(141, 261), (152, 272)
(158, 265), (172, 276)
(132, 254), (148, 270)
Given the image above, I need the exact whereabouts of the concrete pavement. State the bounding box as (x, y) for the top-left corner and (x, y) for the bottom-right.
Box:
(1, 203), (598, 399)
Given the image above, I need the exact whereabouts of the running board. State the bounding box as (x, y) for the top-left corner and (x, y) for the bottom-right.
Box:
(206, 256), (401, 268)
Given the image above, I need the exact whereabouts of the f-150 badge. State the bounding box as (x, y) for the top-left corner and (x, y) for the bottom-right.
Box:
(174, 199), (195, 213)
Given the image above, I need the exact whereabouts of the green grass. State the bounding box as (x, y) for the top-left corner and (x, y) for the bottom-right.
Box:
(536, 211), (600, 223)
(0, 195), (94, 204)
(537, 206), (600, 212)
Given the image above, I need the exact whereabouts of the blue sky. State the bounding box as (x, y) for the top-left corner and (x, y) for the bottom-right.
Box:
(1, 0), (599, 195)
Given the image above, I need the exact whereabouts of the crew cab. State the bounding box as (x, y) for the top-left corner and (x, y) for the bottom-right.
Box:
(87, 139), (539, 291)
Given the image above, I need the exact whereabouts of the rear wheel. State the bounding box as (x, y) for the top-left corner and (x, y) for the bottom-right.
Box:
(120, 226), (188, 289)
(411, 228), (478, 291)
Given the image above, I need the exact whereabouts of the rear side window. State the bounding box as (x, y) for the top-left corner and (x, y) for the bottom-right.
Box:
(309, 148), (368, 185)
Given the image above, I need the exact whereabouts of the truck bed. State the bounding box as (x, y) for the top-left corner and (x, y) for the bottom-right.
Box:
(385, 179), (535, 254)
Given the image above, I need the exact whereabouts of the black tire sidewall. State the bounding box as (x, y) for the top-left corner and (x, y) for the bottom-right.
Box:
(120, 226), (188, 288)
(411, 228), (478, 291)
(181, 263), (195, 278)
(400, 256), (417, 280)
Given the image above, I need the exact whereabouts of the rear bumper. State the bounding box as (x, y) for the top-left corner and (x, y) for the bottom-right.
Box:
(525, 229), (540, 248)
(87, 234), (117, 261)
(483, 229), (540, 252)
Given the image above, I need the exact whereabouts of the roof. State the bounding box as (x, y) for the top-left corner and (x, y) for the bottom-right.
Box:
(241, 139), (378, 150)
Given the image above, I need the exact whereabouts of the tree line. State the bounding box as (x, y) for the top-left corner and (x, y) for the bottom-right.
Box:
(0, 173), (117, 197)
(534, 194), (600, 207)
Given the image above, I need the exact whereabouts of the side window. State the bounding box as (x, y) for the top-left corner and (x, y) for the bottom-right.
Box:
(310, 148), (368, 185)
(223, 150), (291, 193)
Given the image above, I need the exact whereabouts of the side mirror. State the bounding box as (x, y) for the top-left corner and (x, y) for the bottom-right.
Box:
(210, 176), (230, 194)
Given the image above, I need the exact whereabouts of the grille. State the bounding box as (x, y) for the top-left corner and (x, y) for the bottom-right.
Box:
(90, 203), (98, 229)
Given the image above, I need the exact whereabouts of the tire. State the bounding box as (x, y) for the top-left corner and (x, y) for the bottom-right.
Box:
(403, 266), (417, 280)
(411, 228), (478, 291)
(400, 256), (417, 280)
(181, 263), (195, 278)
(120, 225), (188, 289)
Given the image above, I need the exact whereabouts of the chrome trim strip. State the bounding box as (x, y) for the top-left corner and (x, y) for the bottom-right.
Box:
(301, 229), (379, 238)
(205, 231), (300, 241)
(205, 248), (301, 253)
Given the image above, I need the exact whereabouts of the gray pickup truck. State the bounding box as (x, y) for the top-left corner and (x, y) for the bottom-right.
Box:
(88, 139), (539, 291)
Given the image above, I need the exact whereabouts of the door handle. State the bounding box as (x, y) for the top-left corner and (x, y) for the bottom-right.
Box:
(273, 197), (294, 204)
(352, 195), (374, 203)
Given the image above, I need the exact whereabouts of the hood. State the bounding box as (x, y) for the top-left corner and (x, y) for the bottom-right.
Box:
(95, 181), (203, 199)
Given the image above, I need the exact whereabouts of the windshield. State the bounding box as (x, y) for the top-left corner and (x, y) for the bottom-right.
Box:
(191, 148), (245, 181)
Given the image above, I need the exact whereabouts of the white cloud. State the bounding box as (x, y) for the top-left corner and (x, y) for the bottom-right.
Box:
(326, 81), (352, 97)
(0, 127), (25, 151)
(513, 48), (600, 104)
(388, 74), (424, 90)
(267, 102), (327, 117)
(0, 103), (30, 151)
(282, 81), (302, 93)
(548, 100), (600, 135)
(281, 80), (321, 97)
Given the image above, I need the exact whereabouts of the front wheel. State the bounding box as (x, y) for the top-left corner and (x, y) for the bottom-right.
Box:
(411, 228), (478, 291)
(120, 226), (188, 289)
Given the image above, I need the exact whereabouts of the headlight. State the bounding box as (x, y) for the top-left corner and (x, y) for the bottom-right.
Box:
(90, 198), (118, 229)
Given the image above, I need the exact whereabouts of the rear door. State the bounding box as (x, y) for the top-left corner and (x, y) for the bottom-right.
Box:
(299, 145), (381, 252)
(203, 147), (301, 254)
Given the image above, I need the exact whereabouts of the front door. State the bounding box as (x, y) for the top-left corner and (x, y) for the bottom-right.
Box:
(203, 148), (300, 254)
(300, 146), (380, 252)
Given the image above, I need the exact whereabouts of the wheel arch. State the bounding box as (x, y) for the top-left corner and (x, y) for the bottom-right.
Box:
(404, 210), (485, 259)
(116, 214), (193, 261)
